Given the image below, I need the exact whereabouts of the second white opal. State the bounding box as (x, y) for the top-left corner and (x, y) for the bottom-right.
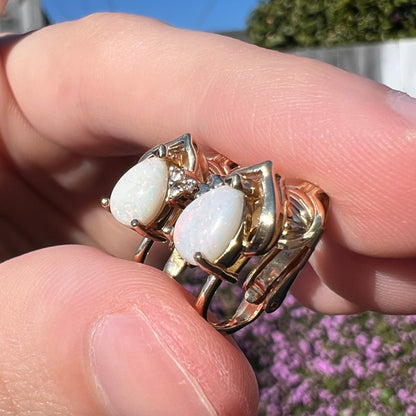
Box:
(110, 157), (168, 226)
(173, 185), (245, 265)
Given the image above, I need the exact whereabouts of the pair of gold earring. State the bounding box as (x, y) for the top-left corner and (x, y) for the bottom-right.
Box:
(101, 134), (328, 333)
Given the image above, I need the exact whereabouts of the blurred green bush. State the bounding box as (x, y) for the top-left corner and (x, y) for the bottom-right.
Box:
(248, 0), (416, 49)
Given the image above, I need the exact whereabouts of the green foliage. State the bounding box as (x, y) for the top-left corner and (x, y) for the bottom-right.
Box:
(248, 0), (416, 49)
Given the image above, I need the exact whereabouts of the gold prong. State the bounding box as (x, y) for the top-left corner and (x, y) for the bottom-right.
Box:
(194, 252), (238, 284)
(162, 225), (174, 242)
(101, 197), (110, 211)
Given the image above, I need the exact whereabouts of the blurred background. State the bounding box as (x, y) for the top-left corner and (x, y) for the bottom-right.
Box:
(0, 0), (256, 37)
(1, 1), (416, 415)
(1, 0), (415, 95)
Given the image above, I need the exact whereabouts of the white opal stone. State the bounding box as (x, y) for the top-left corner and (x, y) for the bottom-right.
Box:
(173, 186), (245, 265)
(110, 157), (168, 226)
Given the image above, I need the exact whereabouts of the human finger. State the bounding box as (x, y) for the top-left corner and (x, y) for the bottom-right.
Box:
(0, 245), (258, 415)
(2, 13), (415, 257)
(290, 263), (363, 315)
(291, 235), (416, 314)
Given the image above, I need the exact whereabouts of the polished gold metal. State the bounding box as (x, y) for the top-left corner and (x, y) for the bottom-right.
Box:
(195, 179), (328, 333)
(164, 161), (285, 280)
(102, 134), (328, 333)
(101, 133), (210, 263)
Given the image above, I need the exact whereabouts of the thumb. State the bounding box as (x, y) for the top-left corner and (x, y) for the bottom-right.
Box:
(0, 245), (258, 416)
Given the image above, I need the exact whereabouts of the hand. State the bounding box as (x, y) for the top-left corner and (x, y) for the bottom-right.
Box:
(0, 10), (415, 416)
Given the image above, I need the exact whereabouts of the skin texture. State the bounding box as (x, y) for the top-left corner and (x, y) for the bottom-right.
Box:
(0, 7), (415, 416)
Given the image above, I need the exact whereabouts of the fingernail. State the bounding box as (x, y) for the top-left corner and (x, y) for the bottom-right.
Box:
(386, 90), (416, 126)
(90, 311), (217, 416)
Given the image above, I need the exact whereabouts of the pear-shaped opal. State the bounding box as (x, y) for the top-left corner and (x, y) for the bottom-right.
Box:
(110, 157), (168, 226)
(173, 185), (245, 265)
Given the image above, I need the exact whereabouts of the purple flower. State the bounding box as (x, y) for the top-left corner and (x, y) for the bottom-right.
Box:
(355, 333), (369, 348)
(406, 405), (416, 416)
(398, 389), (410, 402)
(232, 294), (416, 415)
(313, 358), (335, 376)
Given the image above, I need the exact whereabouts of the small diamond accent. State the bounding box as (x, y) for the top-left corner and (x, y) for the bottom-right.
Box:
(168, 166), (199, 199)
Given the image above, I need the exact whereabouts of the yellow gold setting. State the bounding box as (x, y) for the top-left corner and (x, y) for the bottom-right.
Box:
(102, 134), (328, 333)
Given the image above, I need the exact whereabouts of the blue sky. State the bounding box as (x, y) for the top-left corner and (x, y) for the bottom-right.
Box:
(41, 0), (261, 32)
